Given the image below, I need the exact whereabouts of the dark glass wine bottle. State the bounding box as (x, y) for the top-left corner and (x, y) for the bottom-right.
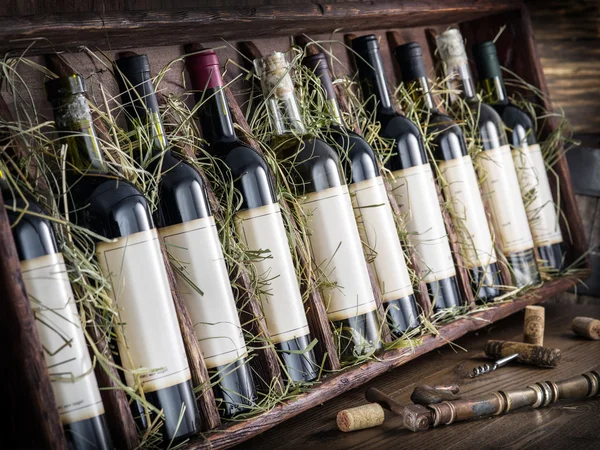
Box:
(2, 179), (113, 450)
(114, 53), (258, 415)
(352, 35), (463, 311)
(394, 42), (502, 303)
(254, 51), (382, 361)
(45, 74), (200, 444)
(185, 49), (318, 381)
(473, 41), (565, 272)
(436, 30), (541, 288)
(302, 52), (420, 334)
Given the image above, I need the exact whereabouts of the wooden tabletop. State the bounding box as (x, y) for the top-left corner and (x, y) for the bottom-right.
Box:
(242, 303), (600, 449)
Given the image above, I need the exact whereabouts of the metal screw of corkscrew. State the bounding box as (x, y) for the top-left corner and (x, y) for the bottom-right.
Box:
(470, 353), (520, 378)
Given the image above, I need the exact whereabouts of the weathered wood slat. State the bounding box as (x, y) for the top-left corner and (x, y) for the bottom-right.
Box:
(0, 1), (522, 54)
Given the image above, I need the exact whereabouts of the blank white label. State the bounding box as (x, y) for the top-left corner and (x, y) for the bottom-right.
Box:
(389, 164), (456, 283)
(476, 145), (535, 254)
(300, 185), (377, 322)
(512, 143), (563, 246)
(349, 176), (414, 302)
(236, 203), (310, 343)
(160, 216), (248, 369)
(438, 155), (498, 269)
(21, 253), (105, 425)
(96, 229), (191, 392)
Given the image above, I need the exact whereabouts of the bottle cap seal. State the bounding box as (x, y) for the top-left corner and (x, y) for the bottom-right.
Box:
(253, 52), (294, 99)
(472, 41), (503, 80)
(302, 53), (336, 100)
(395, 42), (428, 81)
(45, 74), (86, 101)
(185, 49), (224, 90)
(436, 29), (468, 71)
(351, 34), (380, 54)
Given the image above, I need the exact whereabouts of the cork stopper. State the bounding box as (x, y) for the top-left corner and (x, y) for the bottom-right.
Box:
(485, 340), (561, 367)
(571, 317), (600, 340)
(523, 305), (545, 346)
(336, 403), (385, 432)
(436, 29), (468, 70)
(253, 51), (295, 99)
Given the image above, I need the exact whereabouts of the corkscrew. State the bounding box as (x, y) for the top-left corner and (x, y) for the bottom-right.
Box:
(470, 353), (520, 378)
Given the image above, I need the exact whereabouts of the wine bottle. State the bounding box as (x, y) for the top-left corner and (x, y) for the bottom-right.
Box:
(436, 29), (541, 288)
(352, 35), (463, 311)
(2, 180), (112, 449)
(45, 74), (200, 443)
(302, 52), (420, 334)
(472, 41), (565, 272)
(394, 42), (502, 303)
(254, 51), (382, 361)
(115, 53), (258, 415)
(185, 49), (318, 382)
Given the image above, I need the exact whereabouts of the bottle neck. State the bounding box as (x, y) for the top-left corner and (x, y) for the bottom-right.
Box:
(196, 87), (237, 145)
(355, 48), (396, 116)
(480, 75), (509, 105)
(51, 93), (108, 174)
(302, 54), (345, 128)
(117, 74), (168, 156)
(407, 77), (437, 113)
(264, 81), (306, 137)
(442, 60), (478, 104)
(327, 98), (344, 128)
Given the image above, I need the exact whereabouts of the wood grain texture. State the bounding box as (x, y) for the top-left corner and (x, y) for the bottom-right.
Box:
(242, 303), (600, 450)
(0, 190), (68, 450)
(0, 1), (522, 54)
(180, 274), (589, 449)
(528, 0), (600, 134)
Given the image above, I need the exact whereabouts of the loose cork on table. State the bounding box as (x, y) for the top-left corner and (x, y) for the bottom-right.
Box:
(336, 403), (385, 432)
(572, 317), (600, 340)
(523, 305), (545, 345)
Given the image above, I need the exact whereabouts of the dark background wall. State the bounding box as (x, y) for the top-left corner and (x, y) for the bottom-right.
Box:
(1, 0), (598, 302)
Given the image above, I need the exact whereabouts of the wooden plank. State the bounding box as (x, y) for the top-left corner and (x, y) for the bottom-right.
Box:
(0, 1), (522, 54)
(180, 273), (589, 450)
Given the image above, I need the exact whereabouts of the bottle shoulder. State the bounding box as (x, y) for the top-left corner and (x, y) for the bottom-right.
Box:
(324, 126), (380, 182)
(427, 112), (468, 160)
(4, 193), (58, 260)
(70, 174), (154, 239)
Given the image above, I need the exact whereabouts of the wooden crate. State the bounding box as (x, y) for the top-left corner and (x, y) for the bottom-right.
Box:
(0, 1), (591, 449)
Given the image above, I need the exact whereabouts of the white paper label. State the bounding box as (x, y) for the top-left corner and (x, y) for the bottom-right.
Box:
(438, 156), (498, 269)
(300, 185), (377, 322)
(476, 145), (535, 254)
(389, 164), (456, 283)
(235, 203), (310, 343)
(21, 253), (104, 425)
(96, 229), (191, 392)
(512, 143), (563, 246)
(159, 217), (247, 369)
(349, 176), (414, 302)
